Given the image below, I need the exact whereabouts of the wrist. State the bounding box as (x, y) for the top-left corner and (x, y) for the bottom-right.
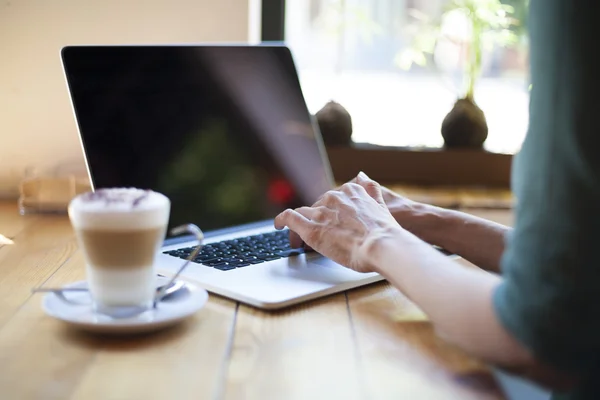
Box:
(389, 201), (449, 245)
(358, 226), (406, 273)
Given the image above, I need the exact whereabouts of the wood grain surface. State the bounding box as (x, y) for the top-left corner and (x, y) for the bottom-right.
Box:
(0, 202), (513, 399)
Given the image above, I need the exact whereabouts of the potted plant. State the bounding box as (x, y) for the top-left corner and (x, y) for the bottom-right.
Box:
(397, 0), (520, 149)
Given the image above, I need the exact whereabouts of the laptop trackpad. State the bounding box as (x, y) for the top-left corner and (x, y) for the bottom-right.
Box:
(273, 253), (371, 285)
(307, 255), (345, 268)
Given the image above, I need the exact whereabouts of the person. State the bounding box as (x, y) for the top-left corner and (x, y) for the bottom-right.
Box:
(274, 1), (600, 399)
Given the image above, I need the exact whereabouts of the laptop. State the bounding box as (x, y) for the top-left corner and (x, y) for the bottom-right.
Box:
(60, 45), (414, 309)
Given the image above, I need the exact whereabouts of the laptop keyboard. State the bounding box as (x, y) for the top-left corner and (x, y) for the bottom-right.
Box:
(163, 229), (305, 271)
(164, 229), (453, 272)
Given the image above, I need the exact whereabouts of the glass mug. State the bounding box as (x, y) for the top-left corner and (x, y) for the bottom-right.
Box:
(68, 188), (170, 317)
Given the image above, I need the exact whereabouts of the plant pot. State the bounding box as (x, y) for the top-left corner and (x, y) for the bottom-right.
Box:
(315, 101), (353, 147)
(441, 98), (488, 149)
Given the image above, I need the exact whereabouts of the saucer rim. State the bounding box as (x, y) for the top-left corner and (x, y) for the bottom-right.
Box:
(42, 278), (208, 334)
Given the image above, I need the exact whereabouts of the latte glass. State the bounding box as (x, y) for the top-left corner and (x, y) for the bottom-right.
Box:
(68, 188), (170, 317)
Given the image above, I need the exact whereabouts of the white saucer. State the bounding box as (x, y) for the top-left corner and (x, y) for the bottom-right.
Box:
(42, 277), (208, 334)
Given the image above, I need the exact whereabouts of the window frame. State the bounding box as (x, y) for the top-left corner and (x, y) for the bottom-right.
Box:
(260, 0), (513, 188)
(261, 0), (286, 41)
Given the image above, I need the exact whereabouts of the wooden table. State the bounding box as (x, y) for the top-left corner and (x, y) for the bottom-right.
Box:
(0, 202), (513, 400)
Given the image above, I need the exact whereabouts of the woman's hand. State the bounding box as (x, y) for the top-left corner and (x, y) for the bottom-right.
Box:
(351, 172), (414, 209)
(351, 172), (509, 272)
(274, 182), (402, 273)
(351, 172), (433, 238)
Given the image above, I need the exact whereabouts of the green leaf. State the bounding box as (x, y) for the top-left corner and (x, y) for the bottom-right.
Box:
(394, 48), (428, 70)
(413, 51), (428, 67)
(413, 32), (437, 54)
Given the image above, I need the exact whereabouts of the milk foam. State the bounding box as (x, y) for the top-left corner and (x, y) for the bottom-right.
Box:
(69, 188), (170, 230)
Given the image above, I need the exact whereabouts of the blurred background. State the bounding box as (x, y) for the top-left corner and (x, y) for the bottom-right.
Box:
(0, 0), (259, 199)
(285, 0), (529, 153)
(0, 0), (528, 200)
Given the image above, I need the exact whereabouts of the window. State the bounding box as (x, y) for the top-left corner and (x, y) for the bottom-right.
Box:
(284, 0), (530, 154)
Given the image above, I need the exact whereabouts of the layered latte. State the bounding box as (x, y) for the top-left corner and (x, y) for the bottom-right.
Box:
(68, 188), (170, 313)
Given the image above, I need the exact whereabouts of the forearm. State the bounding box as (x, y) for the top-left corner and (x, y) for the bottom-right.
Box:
(369, 227), (529, 365)
(392, 204), (509, 272)
(367, 228), (576, 389)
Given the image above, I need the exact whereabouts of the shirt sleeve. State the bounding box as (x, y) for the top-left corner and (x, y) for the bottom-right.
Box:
(493, 0), (600, 375)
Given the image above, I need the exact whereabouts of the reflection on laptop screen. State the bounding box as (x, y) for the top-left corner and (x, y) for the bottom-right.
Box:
(62, 46), (333, 237)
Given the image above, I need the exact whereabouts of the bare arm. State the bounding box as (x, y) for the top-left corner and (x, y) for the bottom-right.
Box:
(393, 203), (509, 272)
(372, 226), (524, 364)
(352, 174), (509, 272)
(275, 182), (577, 390)
(368, 227), (574, 389)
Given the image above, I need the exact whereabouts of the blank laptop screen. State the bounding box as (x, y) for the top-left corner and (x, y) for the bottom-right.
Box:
(62, 45), (333, 237)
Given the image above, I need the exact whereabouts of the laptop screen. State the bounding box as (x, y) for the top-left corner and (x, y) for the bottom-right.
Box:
(62, 45), (333, 237)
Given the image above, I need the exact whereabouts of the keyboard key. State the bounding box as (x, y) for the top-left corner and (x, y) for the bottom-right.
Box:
(195, 256), (219, 263)
(210, 261), (228, 266)
(204, 259), (225, 266)
(224, 258), (245, 264)
(214, 264), (236, 271)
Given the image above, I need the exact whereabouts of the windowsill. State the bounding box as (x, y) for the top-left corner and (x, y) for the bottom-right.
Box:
(326, 142), (513, 188)
(348, 141), (514, 154)
(299, 71), (529, 155)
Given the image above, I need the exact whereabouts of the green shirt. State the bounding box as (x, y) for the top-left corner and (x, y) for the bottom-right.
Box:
(493, 1), (600, 399)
